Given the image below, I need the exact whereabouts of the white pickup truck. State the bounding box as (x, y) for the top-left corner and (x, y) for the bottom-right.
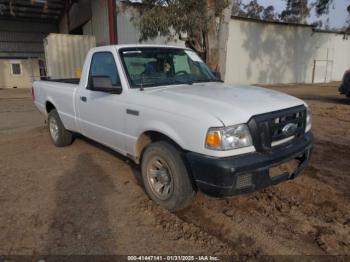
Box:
(33, 45), (313, 211)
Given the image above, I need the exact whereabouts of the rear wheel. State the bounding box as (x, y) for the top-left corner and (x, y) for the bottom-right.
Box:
(48, 109), (74, 147)
(141, 141), (195, 211)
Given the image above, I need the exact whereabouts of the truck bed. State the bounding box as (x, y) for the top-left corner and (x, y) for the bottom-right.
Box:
(33, 79), (79, 133)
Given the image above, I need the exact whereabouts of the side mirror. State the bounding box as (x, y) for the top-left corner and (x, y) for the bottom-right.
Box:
(90, 75), (122, 94)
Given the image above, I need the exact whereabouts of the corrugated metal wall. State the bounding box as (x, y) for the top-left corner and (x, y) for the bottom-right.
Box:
(116, 2), (140, 44)
(225, 19), (350, 85)
(91, 0), (109, 45)
(0, 19), (57, 58)
(44, 34), (96, 79)
(82, 0), (109, 46)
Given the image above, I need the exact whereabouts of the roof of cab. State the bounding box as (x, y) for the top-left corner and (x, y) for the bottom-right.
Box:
(90, 44), (188, 52)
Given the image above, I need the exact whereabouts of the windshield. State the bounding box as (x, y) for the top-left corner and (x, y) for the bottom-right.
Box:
(119, 47), (219, 88)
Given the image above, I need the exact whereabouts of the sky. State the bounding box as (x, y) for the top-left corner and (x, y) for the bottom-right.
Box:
(241, 0), (350, 29)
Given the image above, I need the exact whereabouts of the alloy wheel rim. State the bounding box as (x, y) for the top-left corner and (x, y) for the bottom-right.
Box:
(146, 156), (173, 200)
(49, 117), (59, 142)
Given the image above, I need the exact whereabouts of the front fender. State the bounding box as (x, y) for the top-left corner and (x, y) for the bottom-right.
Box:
(137, 120), (187, 150)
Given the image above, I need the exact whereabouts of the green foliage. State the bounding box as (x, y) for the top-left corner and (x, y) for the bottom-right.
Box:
(232, 0), (279, 22)
(313, 0), (333, 16)
(263, 6), (276, 21)
(280, 0), (309, 23)
(137, 0), (229, 42)
(242, 0), (265, 19)
(134, 0), (349, 63)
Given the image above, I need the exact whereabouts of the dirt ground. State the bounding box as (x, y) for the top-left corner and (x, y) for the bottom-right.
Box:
(0, 82), (349, 257)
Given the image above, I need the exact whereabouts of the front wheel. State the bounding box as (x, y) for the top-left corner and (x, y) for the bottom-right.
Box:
(141, 141), (195, 211)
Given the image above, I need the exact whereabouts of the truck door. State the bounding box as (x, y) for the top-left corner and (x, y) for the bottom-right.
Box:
(77, 51), (127, 154)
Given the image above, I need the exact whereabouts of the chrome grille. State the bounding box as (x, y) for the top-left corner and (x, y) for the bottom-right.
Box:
(247, 106), (307, 152)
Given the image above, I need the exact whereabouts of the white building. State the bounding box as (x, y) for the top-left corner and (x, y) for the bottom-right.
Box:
(224, 16), (350, 85)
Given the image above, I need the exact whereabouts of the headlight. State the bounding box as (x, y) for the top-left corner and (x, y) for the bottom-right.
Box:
(205, 124), (252, 150)
(306, 107), (312, 132)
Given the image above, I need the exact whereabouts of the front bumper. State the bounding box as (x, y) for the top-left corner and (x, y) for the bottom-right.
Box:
(186, 132), (313, 197)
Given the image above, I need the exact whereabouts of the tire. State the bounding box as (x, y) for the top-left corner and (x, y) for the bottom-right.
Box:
(48, 109), (74, 147)
(141, 141), (195, 211)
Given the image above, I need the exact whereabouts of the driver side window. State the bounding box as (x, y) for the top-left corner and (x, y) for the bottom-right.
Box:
(89, 52), (121, 87)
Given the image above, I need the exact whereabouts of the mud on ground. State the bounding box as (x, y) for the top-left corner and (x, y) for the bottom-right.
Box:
(0, 83), (349, 256)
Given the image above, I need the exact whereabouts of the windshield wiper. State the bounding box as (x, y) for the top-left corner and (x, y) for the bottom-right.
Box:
(193, 79), (224, 83)
(173, 79), (193, 85)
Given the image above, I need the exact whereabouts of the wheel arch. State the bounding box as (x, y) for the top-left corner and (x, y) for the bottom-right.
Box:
(133, 130), (198, 194)
(45, 100), (56, 114)
(135, 130), (185, 164)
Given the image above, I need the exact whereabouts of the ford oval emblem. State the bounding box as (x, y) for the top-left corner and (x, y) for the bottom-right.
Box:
(282, 123), (298, 137)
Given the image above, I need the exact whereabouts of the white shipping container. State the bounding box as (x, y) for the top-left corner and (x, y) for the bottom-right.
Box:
(44, 33), (96, 79)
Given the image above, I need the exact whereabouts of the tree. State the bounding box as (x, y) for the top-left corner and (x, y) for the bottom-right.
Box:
(312, 0), (350, 33)
(133, 0), (349, 72)
(313, 0), (334, 16)
(262, 6), (277, 21)
(279, 0), (309, 23)
(242, 0), (264, 20)
(232, 0), (278, 22)
(233, 0), (349, 29)
(133, 0), (232, 71)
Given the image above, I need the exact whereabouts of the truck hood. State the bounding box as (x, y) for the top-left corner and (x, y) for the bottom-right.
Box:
(146, 82), (305, 126)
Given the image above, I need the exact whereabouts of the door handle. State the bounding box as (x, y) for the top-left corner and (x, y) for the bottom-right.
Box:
(126, 109), (139, 116)
(80, 96), (87, 102)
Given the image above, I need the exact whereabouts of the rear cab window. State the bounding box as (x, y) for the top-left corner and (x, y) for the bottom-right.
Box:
(89, 52), (121, 88)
